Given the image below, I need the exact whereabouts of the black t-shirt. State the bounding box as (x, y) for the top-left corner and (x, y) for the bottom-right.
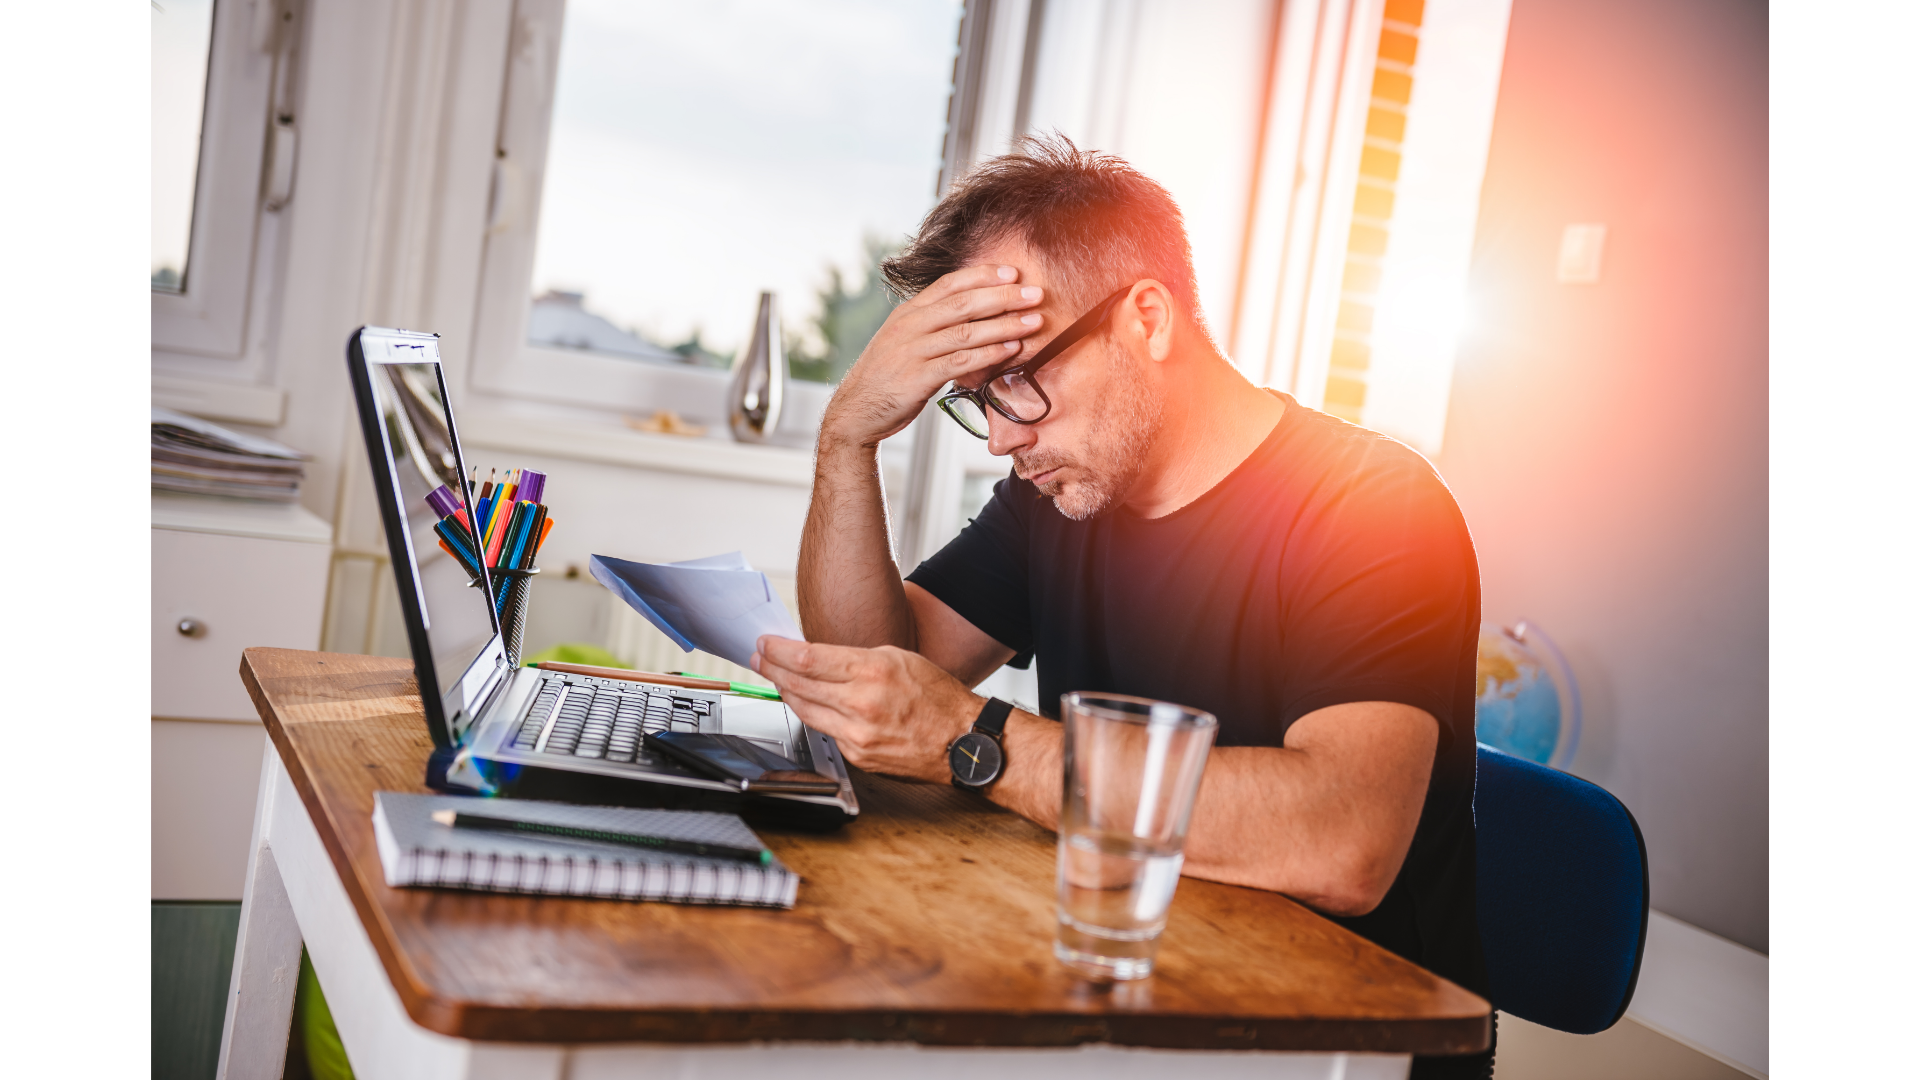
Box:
(907, 393), (1486, 995)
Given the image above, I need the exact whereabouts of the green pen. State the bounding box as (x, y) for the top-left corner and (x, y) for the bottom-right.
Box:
(675, 673), (782, 702)
(522, 657), (783, 699)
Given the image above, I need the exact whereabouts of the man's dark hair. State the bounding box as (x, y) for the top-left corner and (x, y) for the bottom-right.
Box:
(882, 134), (1209, 334)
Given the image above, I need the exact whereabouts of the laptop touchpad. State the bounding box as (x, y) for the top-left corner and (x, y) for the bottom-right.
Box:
(716, 695), (795, 747)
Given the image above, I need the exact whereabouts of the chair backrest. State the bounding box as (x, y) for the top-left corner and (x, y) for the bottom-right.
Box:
(1474, 744), (1650, 1034)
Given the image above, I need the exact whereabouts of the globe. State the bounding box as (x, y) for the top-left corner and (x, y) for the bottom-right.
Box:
(1474, 621), (1581, 768)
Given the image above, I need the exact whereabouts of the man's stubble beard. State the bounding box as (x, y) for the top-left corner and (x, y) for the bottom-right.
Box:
(1013, 341), (1164, 521)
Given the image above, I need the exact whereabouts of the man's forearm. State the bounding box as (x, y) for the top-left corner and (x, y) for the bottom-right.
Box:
(986, 733), (1406, 919)
(797, 439), (916, 649)
(984, 702), (1435, 919)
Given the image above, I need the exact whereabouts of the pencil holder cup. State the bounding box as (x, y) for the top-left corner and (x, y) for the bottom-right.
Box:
(472, 567), (540, 667)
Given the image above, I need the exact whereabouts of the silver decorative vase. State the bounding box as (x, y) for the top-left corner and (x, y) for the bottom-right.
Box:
(727, 291), (786, 443)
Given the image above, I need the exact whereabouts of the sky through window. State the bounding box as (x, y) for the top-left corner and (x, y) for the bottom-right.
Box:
(529, 0), (963, 366)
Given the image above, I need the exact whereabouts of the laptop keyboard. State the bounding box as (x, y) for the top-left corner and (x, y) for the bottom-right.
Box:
(508, 678), (712, 763)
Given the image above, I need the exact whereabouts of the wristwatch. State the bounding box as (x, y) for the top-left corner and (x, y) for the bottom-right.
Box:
(949, 697), (1014, 789)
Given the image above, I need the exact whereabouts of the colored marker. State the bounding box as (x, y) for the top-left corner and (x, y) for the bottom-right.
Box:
(433, 520), (485, 579)
(483, 497), (514, 567)
(425, 484), (462, 518)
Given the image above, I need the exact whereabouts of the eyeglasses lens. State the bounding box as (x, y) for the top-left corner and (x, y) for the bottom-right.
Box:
(985, 372), (1047, 421)
(941, 394), (991, 438)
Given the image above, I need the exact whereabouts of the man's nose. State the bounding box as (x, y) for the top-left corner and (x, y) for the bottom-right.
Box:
(985, 409), (1035, 457)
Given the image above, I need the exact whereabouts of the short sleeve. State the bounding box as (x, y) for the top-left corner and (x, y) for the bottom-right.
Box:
(1277, 448), (1479, 742)
(906, 473), (1035, 664)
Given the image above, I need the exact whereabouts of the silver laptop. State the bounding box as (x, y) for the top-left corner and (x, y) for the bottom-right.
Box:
(346, 325), (857, 829)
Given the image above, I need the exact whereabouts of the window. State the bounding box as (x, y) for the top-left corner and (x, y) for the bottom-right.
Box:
(151, 0), (300, 399)
(1232, 0), (1511, 456)
(897, 0), (1277, 567)
(1337, 0), (1511, 454)
(151, 0), (216, 293)
(470, 0), (966, 435)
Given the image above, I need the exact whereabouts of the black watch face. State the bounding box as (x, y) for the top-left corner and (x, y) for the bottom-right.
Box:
(949, 731), (1004, 787)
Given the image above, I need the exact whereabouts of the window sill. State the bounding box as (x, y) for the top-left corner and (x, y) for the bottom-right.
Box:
(459, 406), (816, 488)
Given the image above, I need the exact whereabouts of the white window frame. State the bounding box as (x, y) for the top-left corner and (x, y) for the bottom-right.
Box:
(152, 0), (298, 400)
(1342, 0), (1512, 454)
(1230, 0), (1386, 405)
(897, 0), (1038, 567)
(1231, 0), (1510, 457)
(466, 0), (829, 436)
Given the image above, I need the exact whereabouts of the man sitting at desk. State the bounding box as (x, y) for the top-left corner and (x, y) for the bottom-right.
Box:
(752, 136), (1486, 1044)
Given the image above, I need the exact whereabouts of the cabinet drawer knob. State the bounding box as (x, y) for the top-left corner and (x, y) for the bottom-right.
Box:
(177, 618), (206, 638)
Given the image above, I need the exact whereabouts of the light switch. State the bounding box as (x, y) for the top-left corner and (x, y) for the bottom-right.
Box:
(1558, 224), (1607, 284)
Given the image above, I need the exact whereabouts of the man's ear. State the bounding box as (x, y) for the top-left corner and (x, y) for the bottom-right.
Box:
(1127, 280), (1177, 363)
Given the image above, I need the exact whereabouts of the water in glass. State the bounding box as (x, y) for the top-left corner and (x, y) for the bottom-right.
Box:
(1055, 829), (1186, 980)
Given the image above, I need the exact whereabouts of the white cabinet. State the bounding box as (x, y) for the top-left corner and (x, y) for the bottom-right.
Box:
(153, 493), (332, 899)
(152, 493), (333, 719)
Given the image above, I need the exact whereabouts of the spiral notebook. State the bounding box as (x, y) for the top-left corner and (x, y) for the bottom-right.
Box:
(372, 792), (798, 908)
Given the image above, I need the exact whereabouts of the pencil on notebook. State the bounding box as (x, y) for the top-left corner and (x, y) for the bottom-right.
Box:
(429, 808), (772, 865)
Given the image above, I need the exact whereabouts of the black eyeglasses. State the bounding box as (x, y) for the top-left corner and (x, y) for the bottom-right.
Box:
(936, 283), (1135, 439)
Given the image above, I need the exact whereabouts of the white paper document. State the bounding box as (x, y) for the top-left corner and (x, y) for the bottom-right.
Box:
(589, 552), (803, 669)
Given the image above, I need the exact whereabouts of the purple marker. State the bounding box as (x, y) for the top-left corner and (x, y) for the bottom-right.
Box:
(517, 470), (547, 505)
(425, 484), (463, 518)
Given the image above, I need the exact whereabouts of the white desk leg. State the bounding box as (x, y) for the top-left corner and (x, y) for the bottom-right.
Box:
(248, 743), (566, 1080)
(216, 744), (304, 1080)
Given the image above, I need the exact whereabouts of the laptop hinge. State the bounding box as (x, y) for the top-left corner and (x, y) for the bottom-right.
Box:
(472, 655), (514, 721)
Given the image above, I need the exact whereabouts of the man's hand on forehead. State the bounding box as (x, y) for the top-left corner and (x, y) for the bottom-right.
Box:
(818, 262), (1048, 449)
(952, 348), (1027, 392)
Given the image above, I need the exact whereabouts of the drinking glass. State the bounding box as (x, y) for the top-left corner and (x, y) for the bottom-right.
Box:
(1054, 692), (1217, 981)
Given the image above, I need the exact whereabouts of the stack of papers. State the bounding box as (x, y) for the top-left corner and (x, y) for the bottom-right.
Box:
(590, 552), (803, 669)
(152, 407), (309, 502)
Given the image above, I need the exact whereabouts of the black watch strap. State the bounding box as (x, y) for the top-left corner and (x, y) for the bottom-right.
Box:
(974, 697), (1015, 739)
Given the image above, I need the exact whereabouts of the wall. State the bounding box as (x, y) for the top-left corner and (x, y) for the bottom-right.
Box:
(1434, 0), (1767, 950)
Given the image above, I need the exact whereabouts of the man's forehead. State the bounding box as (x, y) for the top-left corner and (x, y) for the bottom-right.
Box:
(969, 239), (1058, 291)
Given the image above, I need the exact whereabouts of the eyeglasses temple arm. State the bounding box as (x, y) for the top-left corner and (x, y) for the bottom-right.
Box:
(1016, 283), (1135, 375)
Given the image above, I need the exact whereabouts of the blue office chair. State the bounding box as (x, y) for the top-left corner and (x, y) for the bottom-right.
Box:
(1474, 744), (1650, 1034)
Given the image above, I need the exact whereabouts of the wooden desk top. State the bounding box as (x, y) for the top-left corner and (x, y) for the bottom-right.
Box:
(240, 647), (1489, 1052)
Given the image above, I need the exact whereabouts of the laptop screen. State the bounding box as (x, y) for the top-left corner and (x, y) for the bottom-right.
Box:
(355, 334), (500, 721)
